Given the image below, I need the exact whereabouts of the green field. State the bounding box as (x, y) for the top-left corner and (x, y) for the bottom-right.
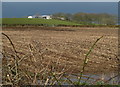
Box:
(2, 18), (81, 26)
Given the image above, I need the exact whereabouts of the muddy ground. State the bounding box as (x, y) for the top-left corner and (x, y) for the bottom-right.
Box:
(2, 27), (119, 75)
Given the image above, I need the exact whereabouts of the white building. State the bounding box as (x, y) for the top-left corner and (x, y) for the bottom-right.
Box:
(32, 14), (41, 18)
(27, 15), (52, 19)
(41, 15), (52, 19)
(28, 16), (33, 18)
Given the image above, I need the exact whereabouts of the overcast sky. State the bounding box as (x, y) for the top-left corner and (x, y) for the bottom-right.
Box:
(2, 0), (120, 2)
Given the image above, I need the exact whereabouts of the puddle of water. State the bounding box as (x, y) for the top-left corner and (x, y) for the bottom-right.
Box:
(61, 72), (119, 85)
(37, 72), (119, 85)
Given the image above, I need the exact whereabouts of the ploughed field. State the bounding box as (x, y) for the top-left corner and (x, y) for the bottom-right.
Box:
(2, 27), (118, 75)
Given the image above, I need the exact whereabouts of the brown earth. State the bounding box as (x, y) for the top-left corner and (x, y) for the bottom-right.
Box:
(2, 27), (119, 75)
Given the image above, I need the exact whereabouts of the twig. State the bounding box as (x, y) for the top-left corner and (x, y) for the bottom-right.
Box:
(104, 74), (119, 83)
(2, 33), (20, 85)
(78, 36), (103, 84)
(2, 33), (18, 55)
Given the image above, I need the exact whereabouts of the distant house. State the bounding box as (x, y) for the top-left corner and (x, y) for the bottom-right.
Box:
(27, 14), (52, 19)
(58, 17), (65, 20)
(52, 16), (65, 20)
(28, 16), (33, 18)
(32, 14), (41, 18)
(41, 15), (52, 19)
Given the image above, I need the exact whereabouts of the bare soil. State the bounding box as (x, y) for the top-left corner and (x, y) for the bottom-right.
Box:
(2, 27), (119, 75)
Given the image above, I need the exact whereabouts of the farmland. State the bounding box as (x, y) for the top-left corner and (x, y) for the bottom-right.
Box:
(2, 27), (119, 85)
(2, 18), (81, 26)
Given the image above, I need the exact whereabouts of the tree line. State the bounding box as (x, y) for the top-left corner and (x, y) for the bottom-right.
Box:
(52, 12), (117, 25)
